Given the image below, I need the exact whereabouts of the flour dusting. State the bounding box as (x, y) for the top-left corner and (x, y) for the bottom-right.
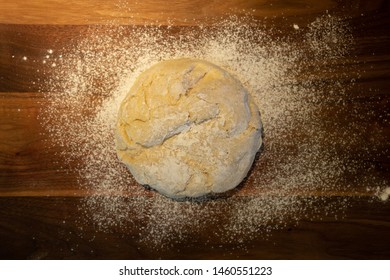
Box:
(39, 14), (388, 248)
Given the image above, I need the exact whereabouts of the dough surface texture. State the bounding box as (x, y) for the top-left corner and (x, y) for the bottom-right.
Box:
(115, 58), (263, 199)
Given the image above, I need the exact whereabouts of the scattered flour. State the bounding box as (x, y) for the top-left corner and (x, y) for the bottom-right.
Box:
(39, 13), (388, 248)
(379, 187), (390, 201)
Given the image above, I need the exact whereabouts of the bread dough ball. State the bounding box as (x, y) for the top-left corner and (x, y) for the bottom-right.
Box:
(115, 58), (263, 199)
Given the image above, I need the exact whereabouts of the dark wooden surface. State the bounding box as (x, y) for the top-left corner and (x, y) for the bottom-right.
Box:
(0, 0), (390, 259)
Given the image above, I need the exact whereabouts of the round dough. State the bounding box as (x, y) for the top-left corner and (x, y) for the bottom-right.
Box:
(115, 58), (263, 199)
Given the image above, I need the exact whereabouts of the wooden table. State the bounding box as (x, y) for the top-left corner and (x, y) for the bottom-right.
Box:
(0, 0), (389, 259)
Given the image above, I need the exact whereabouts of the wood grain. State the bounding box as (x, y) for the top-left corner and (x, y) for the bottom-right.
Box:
(0, 196), (389, 259)
(0, 0), (390, 259)
(0, 0), (378, 25)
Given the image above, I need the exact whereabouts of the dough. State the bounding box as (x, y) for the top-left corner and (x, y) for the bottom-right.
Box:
(115, 58), (263, 199)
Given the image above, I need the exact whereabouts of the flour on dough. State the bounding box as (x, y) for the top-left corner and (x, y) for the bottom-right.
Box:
(115, 58), (263, 199)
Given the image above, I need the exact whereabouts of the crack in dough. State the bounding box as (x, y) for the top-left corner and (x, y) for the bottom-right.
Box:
(115, 58), (263, 199)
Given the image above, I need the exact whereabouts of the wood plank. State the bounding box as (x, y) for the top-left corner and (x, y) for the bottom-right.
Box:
(0, 196), (389, 259)
(0, 90), (388, 196)
(0, 0), (382, 25)
(1, 11), (390, 92)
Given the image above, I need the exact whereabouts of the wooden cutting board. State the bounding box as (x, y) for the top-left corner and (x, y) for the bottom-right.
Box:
(0, 0), (389, 259)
